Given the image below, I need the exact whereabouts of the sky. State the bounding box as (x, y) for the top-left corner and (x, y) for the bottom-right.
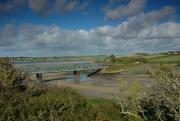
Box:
(0, 0), (180, 57)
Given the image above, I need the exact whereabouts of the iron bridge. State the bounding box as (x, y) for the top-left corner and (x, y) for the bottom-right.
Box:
(15, 62), (104, 74)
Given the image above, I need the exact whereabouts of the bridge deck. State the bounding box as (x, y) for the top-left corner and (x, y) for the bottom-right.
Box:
(16, 63), (104, 74)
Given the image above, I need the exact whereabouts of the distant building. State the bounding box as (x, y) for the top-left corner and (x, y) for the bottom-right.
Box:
(166, 51), (180, 55)
(174, 51), (179, 55)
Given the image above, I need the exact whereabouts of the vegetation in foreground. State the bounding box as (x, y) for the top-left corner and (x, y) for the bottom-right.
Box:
(0, 58), (180, 121)
(0, 58), (100, 121)
(0, 87), (99, 121)
(114, 65), (180, 121)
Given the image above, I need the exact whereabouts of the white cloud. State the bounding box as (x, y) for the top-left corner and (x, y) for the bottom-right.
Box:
(104, 0), (146, 20)
(0, 0), (92, 16)
(0, 23), (17, 47)
(0, 6), (179, 56)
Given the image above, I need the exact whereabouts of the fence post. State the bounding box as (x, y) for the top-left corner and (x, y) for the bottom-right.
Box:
(73, 71), (80, 84)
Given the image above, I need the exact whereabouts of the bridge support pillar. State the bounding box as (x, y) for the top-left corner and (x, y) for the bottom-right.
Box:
(73, 71), (80, 84)
(36, 73), (42, 83)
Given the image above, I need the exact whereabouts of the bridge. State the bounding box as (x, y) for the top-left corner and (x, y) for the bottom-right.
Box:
(16, 62), (104, 82)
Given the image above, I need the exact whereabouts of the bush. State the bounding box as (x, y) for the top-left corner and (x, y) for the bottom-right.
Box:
(0, 58), (101, 121)
(0, 58), (25, 88)
(140, 65), (180, 121)
(114, 78), (144, 121)
(0, 87), (99, 121)
(115, 65), (180, 121)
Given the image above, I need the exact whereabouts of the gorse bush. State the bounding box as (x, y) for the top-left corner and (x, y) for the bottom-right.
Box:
(0, 58), (25, 88)
(115, 65), (180, 121)
(140, 65), (180, 121)
(114, 78), (144, 121)
(148, 64), (176, 80)
(0, 87), (99, 121)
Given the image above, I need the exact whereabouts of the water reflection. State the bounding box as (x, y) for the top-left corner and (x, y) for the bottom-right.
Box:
(43, 73), (92, 86)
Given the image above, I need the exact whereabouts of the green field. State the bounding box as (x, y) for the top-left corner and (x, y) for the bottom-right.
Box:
(103, 64), (139, 72)
(149, 55), (180, 63)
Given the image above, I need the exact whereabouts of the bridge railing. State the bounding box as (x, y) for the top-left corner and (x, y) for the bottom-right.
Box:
(15, 63), (104, 74)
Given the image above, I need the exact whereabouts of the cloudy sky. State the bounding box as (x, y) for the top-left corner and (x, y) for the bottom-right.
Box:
(0, 0), (180, 56)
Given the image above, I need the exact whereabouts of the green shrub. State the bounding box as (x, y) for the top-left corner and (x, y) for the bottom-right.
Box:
(0, 87), (99, 121)
(115, 65), (180, 121)
(140, 65), (180, 121)
(114, 78), (144, 121)
(0, 58), (25, 88)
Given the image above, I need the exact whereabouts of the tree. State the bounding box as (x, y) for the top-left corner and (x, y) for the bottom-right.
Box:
(109, 54), (116, 62)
